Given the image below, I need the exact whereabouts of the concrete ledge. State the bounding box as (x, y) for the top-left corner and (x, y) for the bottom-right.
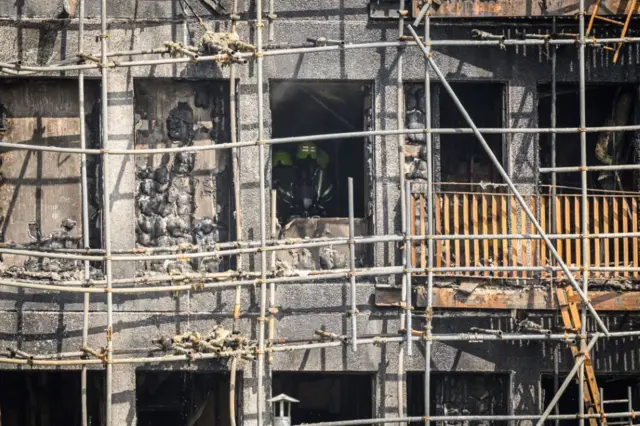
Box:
(376, 286), (640, 311)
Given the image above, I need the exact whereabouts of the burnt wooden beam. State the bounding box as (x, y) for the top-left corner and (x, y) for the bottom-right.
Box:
(376, 285), (640, 310)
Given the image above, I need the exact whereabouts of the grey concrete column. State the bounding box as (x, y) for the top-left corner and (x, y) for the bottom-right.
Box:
(105, 69), (136, 278)
(373, 77), (402, 280)
(508, 80), (540, 268)
(110, 364), (138, 425)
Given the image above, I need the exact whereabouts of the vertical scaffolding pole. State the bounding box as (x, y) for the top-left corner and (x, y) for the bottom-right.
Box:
(256, 0), (267, 422)
(578, 0), (589, 421)
(397, 0), (408, 420)
(551, 18), (560, 426)
(78, 0), (90, 424)
(100, 0), (114, 423)
(423, 10), (433, 426)
(269, 189), (277, 363)
(405, 180), (412, 357)
(230, 0), (243, 331)
(348, 178), (358, 351)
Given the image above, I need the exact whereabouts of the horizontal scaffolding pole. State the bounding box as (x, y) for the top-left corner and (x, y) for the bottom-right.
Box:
(291, 411), (640, 426)
(4, 35), (640, 75)
(0, 328), (637, 367)
(3, 124), (640, 155)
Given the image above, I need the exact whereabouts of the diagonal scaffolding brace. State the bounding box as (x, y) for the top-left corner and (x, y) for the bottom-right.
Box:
(406, 24), (610, 337)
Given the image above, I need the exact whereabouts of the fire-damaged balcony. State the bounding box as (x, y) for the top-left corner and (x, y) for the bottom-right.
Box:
(377, 80), (640, 311)
(409, 188), (639, 282)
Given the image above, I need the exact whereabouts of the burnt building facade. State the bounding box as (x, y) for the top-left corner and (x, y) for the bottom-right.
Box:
(0, 0), (640, 425)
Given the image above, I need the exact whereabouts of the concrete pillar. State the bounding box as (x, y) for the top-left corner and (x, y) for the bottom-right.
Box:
(110, 364), (138, 425)
(508, 80), (540, 269)
(105, 69), (136, 279)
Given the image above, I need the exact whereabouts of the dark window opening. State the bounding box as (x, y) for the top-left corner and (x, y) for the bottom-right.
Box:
(541, 374), (640, 426)
(405, 83), (504, 192)
(407, 372), (510, 426)
(0, 370), (104, 426)
(539, 83), (638, 193)
(270, 81), (369, 224)
(271, 372), (374, 424)
(136, 370), (240, 426)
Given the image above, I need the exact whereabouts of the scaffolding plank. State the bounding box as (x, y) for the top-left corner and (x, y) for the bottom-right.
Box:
(435, 193), (442, 268)
(463, 195), (471, 275)
(556, 196), (563, 279)
(604, 196), (610, 279)
(472, 195), (480, 276)
(444, 194), (451, 270)
(541, 196), (547, 279)
(531, 196), (537, 278)
(521, 204), (527, 279)
(493, 195), (499, 278)
(614, 197), (620, 278)
(502, 196), (509, 278)
(454, 194), (461, 273)
(623, 197), (630, 278)
(420, 195), (427, 271)
(411, 195), (417, 269)
(633, 198), (638, 278)
(575, 196), (582, 279)
(482, 194), (489, 278)
(594, 197), (600, 279)
(565, 196), (572, 272)
(511, 196), (518, 278)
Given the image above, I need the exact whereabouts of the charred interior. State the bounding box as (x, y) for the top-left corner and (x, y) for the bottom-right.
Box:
(271, 372), (373, 424)
(270, 81), (368, 224)
(405, 82), (504, 192)
(0, 370), (104, 426)
(539, 83), (639, 193)
(136, 370), (239, 426)
(407, 372), (510, 426)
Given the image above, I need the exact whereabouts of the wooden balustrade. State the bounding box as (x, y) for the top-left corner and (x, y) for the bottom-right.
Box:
(410, 191), (640, 280)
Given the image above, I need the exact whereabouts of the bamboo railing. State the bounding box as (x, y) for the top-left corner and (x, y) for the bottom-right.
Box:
(411, 190), (640, 280)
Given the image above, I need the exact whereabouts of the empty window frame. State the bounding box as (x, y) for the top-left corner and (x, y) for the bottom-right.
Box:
(136, 370), (240, 426)
(405, 82), (506, 192)
(0, 370), (104, 426)
(407, 372), (511, 426)
(539, 83), (638, 193)
(271, 372), (374, 424)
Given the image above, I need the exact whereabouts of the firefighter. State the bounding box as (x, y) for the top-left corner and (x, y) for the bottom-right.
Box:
(294, 142), (333, 218)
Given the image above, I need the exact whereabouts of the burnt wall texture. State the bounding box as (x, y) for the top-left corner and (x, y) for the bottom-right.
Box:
(0, 1), (639, 426)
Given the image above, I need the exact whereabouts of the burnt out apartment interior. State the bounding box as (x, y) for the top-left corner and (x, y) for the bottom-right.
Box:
(2, 0), (640, 425)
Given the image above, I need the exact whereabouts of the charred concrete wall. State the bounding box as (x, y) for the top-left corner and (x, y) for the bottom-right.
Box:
(0, 1), (639, 426)
(133, 79), (232, 274)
